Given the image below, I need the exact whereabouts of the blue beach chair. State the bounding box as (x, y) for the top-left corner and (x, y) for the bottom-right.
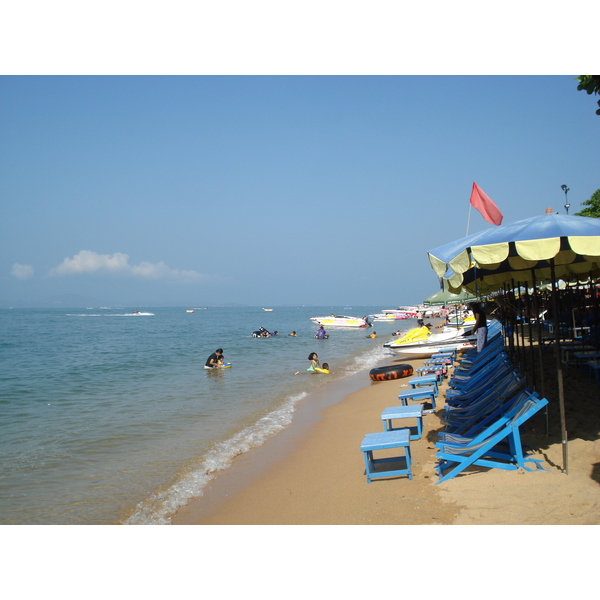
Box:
(449, 351), (509, 386)
(441, 369), (526, 436)
(435, 391), (548, 484)
(445, 357), (515, 406)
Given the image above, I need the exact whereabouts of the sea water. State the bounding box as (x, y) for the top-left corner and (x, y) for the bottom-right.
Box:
(0, 306), (417, 524)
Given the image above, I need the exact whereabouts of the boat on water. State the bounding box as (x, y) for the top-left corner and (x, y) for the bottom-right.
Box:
(392, 339), (476, 358)
(310, 315), (369, 328)
(263, 308), (273, 312)
(383, 326), (475, 358)
(444, 314), (476, 328)
(369, 313), (398, 322)
(382, 306), (419, 319)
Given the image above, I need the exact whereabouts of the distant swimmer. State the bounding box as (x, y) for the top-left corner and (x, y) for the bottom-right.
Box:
(366, 332), (377, 338)
(289, 331), (297, 336)
(252, 327), (271, 337)
(205, 348), (224, 369)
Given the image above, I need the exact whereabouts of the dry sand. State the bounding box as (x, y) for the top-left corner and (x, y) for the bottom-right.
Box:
(172, 336), (600, 526)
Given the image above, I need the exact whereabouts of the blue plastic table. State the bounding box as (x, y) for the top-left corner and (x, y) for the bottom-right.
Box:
(381, 404), (424, 440)
(588, 360), (600, 387)
(415, 365), (445, 377)
(424, 356), (452, 365)
(409, 374), (439, 394)
(574, 351), (600, 371)
(431, 350), (456, 361)
(398, 386), (437, 413)
(360, 430), (412, 483)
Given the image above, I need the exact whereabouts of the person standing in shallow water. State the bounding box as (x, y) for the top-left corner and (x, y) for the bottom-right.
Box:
(470, 303), (488, 352)
(316, 326), (329, 339)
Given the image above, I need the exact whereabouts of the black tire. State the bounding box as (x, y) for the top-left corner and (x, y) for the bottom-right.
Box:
(369, 364), (414, 382)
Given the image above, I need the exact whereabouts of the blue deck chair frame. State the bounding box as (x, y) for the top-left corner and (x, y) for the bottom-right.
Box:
(435, 392), (548, 484)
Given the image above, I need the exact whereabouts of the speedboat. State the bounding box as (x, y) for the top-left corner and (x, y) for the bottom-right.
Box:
(392, 339), (476, 358)
(369, 313), (398, 322)
(444, 316), (475, 330)
(382, 307), (419, 318)
(384, 326), (476, 358)
(310, 315), (368, 328)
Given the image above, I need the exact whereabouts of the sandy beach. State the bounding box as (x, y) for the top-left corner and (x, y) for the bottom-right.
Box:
(172, 323), (600, 527)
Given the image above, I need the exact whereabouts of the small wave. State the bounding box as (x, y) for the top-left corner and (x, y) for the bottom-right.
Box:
(343, 344), (389, 375)
(122, 391), (309, 525)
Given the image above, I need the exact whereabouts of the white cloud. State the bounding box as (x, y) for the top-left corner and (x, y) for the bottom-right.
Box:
(11, 263), (35, 280)
(48, 250), (206, 282)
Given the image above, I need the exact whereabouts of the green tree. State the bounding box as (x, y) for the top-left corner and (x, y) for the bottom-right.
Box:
(574, 188), (600, 218)
(576, 76), (600, 116)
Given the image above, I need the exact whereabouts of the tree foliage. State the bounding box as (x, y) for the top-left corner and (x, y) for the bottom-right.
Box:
(574, 188), (600, 218)
(576, 76), (600, 116)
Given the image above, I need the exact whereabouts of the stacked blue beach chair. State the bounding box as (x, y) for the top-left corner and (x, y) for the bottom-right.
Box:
(435, 322), (548, 483)
(360, 318), (550, 485)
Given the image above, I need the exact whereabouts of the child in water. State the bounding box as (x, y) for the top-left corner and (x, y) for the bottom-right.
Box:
(295, 352), (320, 374)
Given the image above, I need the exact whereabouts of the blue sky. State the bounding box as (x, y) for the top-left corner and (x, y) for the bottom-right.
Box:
(2, 75), (598, 307)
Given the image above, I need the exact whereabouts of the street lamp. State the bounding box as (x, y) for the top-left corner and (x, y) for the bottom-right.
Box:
(561, 184), (570, 214)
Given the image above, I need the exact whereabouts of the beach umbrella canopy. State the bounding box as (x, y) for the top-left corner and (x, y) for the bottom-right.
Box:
(423, 281), (478, 306)
(427, 213), (600, 293)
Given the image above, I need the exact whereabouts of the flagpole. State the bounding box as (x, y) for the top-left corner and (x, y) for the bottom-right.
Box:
(466, 204), (472, 236)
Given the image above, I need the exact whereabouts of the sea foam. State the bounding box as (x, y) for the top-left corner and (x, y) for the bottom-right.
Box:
(122, 391), (309, 525)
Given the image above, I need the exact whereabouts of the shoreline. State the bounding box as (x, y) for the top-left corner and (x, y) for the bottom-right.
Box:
(172, 368), (379, 524)
(173, 331), (458, 525)
(173, 326), (600, 525)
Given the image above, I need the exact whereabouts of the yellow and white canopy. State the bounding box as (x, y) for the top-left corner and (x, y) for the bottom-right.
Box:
(427, 213), (600, 293)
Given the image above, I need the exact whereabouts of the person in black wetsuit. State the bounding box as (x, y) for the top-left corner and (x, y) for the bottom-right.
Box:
(205, 348), (224, 368)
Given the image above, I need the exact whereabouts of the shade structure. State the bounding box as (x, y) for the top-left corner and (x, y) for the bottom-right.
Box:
(427, 213), (600, 294)
(423, 281), (478, 306)
(427, 212), (600, 475)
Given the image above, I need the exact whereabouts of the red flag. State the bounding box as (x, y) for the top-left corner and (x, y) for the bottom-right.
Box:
(469, 182), (503, 225)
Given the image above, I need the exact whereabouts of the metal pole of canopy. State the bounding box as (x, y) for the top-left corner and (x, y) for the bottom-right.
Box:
(517, 281), (527, 380)
(525, 282), (536, 392)
(531, 270), (549, 437)
(550, 258), (568, 474)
